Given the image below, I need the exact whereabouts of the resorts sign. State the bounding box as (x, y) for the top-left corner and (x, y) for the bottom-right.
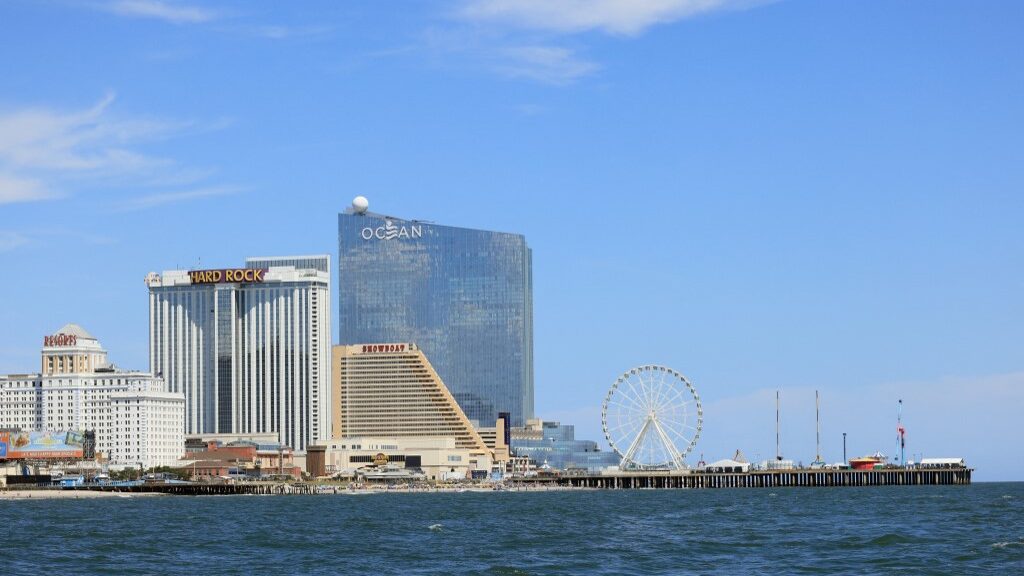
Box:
(360, 220), (423, 241)
(43, 333), (78, 347)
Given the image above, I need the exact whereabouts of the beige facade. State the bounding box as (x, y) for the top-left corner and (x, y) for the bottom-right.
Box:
(476, 414), (510, 463)
(40, 324), (108, 376)
(313, 436), (492, 481)
(332, 344), (490, 455)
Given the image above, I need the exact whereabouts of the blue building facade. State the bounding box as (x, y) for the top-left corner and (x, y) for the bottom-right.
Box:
(338, 211), (534, 427)
(511, 421), (620, 472)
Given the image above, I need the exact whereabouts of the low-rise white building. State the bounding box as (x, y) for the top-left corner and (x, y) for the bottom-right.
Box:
(308, 436), (494, 481)
(0, 324), (185, 469)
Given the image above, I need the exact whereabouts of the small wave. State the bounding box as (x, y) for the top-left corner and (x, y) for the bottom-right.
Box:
(1001, 495), (1013, 499)
(429, 523), (443, 532)
(768, 493), (777, 497)
(866, 533), (925, 546)
(992, 539), (1023, 549)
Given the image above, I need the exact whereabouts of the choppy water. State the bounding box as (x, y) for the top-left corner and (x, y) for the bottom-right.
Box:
(2, 483), (1023, 575)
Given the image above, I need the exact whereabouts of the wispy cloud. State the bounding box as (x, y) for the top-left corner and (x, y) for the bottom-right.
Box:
(498, 45), (598, 84)
(103, 0), (216, 24)
(0, 93), (236, 210)
(241, 24), (333, 41)
(0, 229), (118, 254)
(0, 93), (176, 175)
(514, 103), (550, 117)
(98, 2), (332, 42)
(0, 173), (56, 205)
(117, 185), (242, 212)
(445, 0), (774, 84)
(459, 0), (771, 35)
(0, 231), (30, 252)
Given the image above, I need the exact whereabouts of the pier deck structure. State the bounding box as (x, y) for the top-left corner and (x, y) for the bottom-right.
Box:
(525, 467), (972, 489)
(5, 468), (972, 495)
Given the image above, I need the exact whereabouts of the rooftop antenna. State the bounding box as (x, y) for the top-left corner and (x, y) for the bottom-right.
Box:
(775, 390), (782, 461)
(811, 390), (825, 467)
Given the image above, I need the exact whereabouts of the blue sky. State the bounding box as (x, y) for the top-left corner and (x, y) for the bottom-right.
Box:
(1, 1), (1021, 480)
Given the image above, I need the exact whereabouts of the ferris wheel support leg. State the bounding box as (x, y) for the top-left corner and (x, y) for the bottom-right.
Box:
(652, 417), (686, 471)
(621, 417), (655, 469)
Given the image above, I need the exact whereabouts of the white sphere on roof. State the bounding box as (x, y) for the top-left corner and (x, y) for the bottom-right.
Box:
(352, 196), (369, 214)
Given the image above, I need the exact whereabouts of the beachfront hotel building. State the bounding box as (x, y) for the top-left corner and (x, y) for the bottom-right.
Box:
(0, 324), (185, 468)
(338, 200), (534, 427)
(145, 256), (331, 451)
(331, 343), (490, 454)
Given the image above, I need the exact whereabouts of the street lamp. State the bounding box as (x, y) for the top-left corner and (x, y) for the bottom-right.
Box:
(842, 432), (847, 464)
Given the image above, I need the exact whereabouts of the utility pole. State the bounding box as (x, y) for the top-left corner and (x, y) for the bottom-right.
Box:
(897, 399), (905, 467)
(814, 390), (823, 465)
(843, 432), (847, 464)
(775, 390), (782, 461)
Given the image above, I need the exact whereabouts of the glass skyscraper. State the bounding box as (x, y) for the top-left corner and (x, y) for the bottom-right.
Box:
(338, 210), (533, 427)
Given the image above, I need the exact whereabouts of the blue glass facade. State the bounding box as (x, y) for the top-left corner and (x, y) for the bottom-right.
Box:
(511, 421), (621, 472)
(338, 212), (534, 427)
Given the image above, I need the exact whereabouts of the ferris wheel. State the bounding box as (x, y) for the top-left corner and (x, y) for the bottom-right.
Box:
(602, 365), (703, 470)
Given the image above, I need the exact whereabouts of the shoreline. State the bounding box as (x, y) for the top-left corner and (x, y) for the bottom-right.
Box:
(0, 485), (589, 499)
(0, 489), (167, 500)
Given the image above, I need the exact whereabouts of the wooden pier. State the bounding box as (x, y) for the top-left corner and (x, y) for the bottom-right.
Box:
(523, 468), (972, 490)
(33, 468), (971, 495)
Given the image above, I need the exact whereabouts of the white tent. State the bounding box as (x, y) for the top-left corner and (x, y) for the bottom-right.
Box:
(919, 458), (965, 468)
(704, 459), (751, 473)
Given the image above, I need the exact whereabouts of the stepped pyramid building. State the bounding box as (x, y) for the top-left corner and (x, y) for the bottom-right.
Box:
(331, 343), (488, 453)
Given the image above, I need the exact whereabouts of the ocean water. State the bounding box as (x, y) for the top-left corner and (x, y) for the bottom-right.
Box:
(2, 482), (1022, 575)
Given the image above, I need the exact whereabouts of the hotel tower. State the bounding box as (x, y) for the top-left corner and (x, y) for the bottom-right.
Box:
(338, 200), (534, 428)
(145, 256), (331, 451)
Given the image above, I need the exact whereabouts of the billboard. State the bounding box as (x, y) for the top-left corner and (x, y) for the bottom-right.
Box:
(0, 431), (85, 459)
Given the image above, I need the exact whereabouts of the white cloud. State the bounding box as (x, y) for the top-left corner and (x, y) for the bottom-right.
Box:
(104, 0), (216, 24)
(117, 185), (242, 211)
(460, 0), (770, 35)
(498, 45), (598, 84)
(0, 93), (177, 175)
(99, 2), (332, 41)
(0, 94), (236, 210)
(0, 173), (57, 205)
